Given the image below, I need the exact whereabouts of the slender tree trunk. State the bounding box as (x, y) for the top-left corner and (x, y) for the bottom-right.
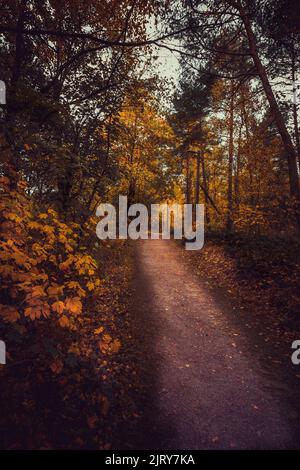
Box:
(192, 150), (201, 223)
(235, 119), (243, 215)
(195, 151), (201, 204)
(291, 41), (300, 168)
(227, 83), (234, 233)
(128, 113), (138, 206)
(86, 115), (112, 212)
(238, 2), (300, 201)
(186, 153), (191, 205)
(201, 150), (210, 225)
(241, 98), (255, 207)
(4, 1), (26, 187)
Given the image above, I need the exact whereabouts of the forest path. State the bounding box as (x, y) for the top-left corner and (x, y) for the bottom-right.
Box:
(131, 238), (299, 450)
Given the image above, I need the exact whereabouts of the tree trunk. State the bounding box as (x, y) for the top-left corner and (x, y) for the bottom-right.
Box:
(4, 2), (26, 186)
(235, 118), (243, 215)
(291, 41), (300, 169)
(241, 97), (255, 207)
(227, 82), (234, 233)
(186, 153), (191, 205)
(239, 2), (300, 201)
(128, 113), (138, 206)
(195, 151), (201, 204)
(201, 150), (211, 225)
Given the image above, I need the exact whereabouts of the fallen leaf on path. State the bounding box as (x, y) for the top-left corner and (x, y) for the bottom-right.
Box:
(94, 326), (104, 335)
(50, 359), (64, 374)
(87, 415), (98, 429)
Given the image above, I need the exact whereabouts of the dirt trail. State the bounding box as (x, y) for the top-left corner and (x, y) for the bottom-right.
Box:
(132, 239), (300, 450)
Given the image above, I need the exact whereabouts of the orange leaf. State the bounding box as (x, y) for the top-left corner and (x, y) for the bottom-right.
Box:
(102, 334), (112, 343)
(58, 315), (70, 328)
(48, 284), (64, 297)
(42, 303), (51, 318)
(50, 359), (63, 374)
(94, 326), (104, 335)
(110, 339), (121, 354)
(59, 256), (75, 271)
(51, 300), (64, 314)
(99, 341), (110, 354)
(65, 297), (82, 316)
(25, 302), (50, 320)
(31, 285), (46, 298)
(25, 305), (41, 320)
(87, 415), (98, 429)
(0, 304), (20, 323)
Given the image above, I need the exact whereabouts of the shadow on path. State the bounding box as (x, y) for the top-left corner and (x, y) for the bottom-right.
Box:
(122, 238), (300, 450)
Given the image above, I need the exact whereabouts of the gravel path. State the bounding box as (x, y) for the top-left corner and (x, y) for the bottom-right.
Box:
(131, 239), (300, 450)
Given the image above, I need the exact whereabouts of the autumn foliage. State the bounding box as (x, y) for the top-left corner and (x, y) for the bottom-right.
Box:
(0, 173), (100, 327)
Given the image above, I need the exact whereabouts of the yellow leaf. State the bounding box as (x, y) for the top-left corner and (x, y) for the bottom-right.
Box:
(94, 326), (104, 335)
(58, 234), (68, 244)
(28, 221), (42, 231)
(47, 208), (57, 217)
(42, 225), (55, 236)
(67, 281), (81, 289)
(87, 281), (95, 291)
(32, 243), (45, 256)
(6, 213), (22, 223)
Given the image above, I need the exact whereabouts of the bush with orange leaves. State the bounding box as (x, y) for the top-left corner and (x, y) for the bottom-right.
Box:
(0, 175), (101, 329)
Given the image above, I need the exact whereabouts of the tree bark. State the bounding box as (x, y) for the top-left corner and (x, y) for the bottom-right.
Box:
(238, 2), (300, 201)
(195, 151), (201, 205)
(186, 152), (191, 205)
(291, 41), (300, 169)
(241, 96), (255, 206)
(201, 150), (211, 225)
(235, 118), (243, 215)
(227, 82), (234, 233)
